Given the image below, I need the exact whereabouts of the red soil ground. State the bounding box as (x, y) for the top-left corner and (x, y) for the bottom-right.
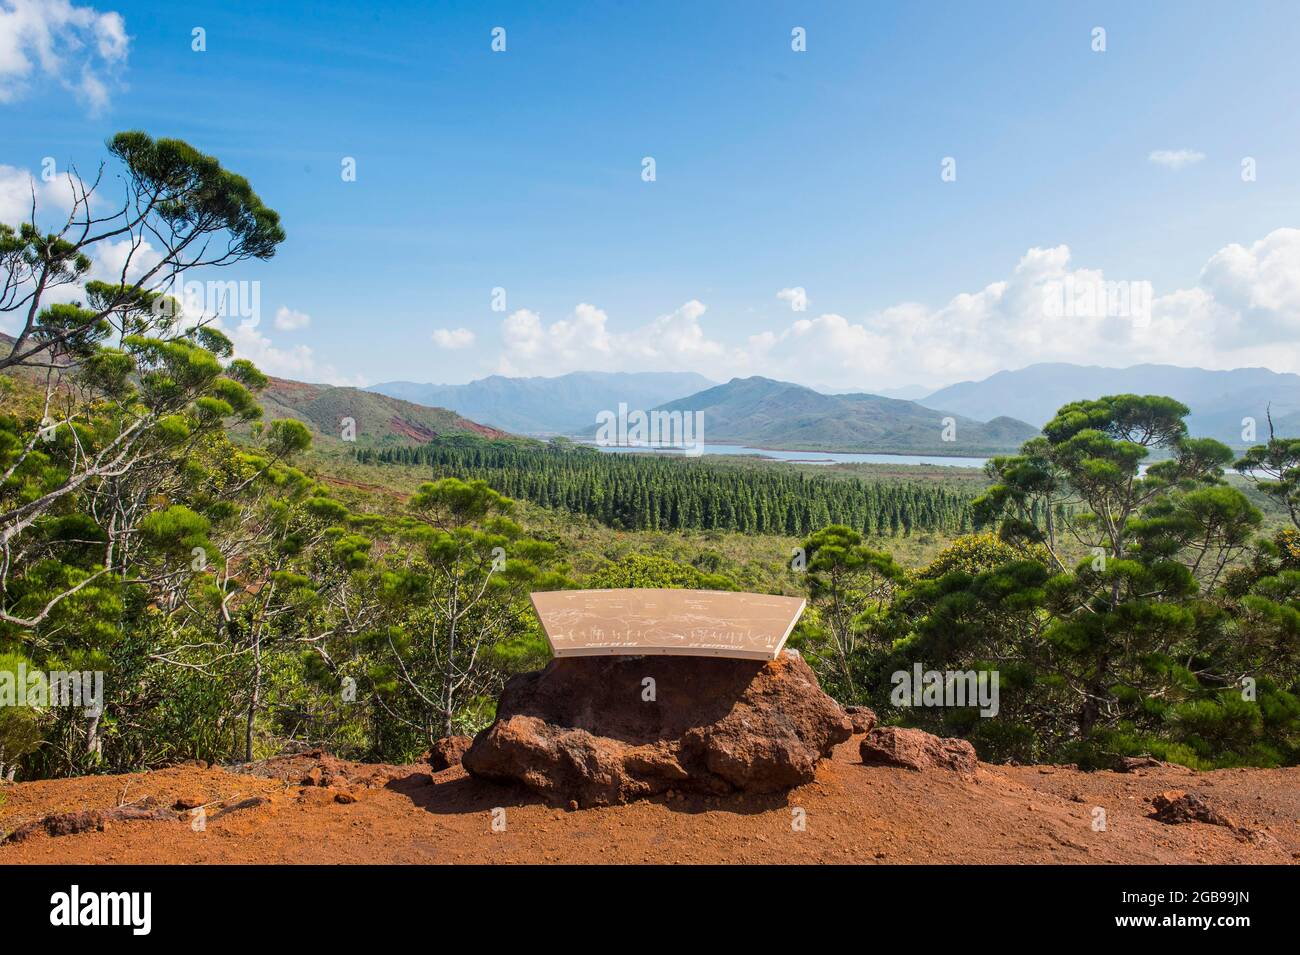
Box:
(2, 738), (1297, 864)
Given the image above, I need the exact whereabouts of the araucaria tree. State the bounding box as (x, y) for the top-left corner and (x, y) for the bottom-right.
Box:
(795, 395), (1299, 768)
(0, 132), (287, 772)
(966, 395), (1294, 764)
(1, 132), (285, 630)
(337, 478), (565, 747)
(797, 525), (904, 703)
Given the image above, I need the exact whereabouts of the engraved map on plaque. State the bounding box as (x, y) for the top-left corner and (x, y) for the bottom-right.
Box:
(530, 588), (806, 660)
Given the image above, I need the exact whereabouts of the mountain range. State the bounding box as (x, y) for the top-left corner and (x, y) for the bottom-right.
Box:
(366, 371), (715, 435)
(211, 362), (1300, 454)
(585, 376), (1039, 454)
(16, 323), (1295, 454)
(921, 363), (1300, 445)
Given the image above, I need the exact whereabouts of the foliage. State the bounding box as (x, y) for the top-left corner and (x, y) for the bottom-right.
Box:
(914, 532), (1051, 580)
(584, 553), (735, 591)
(361, 436), (978, 537)
(1236, 421), (1300, 530)
(871, 395), (1296, 767)
(792, 525), (904, 702)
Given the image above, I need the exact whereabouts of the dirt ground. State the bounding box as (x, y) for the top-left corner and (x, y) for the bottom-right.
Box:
(2, 738), (1297, 864)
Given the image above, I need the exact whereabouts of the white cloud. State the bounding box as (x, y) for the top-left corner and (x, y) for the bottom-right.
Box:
(498, 303), (613, 373)
(273, 306), (311, 332)
(431, 326), (474, 349)
(776, 286), (807, 310)
(480, 228), (1300, 391)
(496, 300), (730, 377)
(219, 318), (363, 387)
(0, 161), (86, 224)
(87, 235), (162, 284)
(1148, 149), (1206, 170)
(0, 0), (130, 113)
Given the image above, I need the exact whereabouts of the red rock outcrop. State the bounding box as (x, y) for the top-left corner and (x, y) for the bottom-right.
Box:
(859, 726), (977, 775)
(462, 650), (851, 807)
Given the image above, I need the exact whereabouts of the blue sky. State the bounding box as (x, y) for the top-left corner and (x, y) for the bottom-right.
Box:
(3, 0), (1300, 390)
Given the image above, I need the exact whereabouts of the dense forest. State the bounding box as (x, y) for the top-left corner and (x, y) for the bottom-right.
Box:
(2, 132), (1299, 784)
(358, 437), (983, 537)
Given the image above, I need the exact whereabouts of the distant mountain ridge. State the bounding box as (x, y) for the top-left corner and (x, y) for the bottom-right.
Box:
(921, 363), (1300, 445)
(0, 331), (504, 448)
(366, 371), (715, 435)
(582, 376), (1039, 454)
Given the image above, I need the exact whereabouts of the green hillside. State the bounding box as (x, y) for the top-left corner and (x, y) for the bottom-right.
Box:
(604, 376), (1039, 454)
(258, 376), (506, 448)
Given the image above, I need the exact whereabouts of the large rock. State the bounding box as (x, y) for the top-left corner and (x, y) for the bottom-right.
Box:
(859, 726), (977, 775)
(463, 649), (851, 806)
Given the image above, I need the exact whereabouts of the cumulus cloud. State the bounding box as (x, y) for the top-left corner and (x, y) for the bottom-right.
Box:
(481, 228), (1300, 391)
(431, 326), (474, 349)
(86, 235), (162, 284)
(496, 300), (732, 377)
(499, 303), (612, 373)
(273, 306), (311, 332)
(1148, 149), (1206, 169)
(776, 286), (808, 311)
(0, 0), (130, 113)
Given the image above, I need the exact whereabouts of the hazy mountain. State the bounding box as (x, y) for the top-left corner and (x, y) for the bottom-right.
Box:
(584, 376), (1038, 454)
(259, 377), (506, 447)
(921, 363), (1300, 445)
(874, 384), (932, 401)
(366, 371), (716, 435)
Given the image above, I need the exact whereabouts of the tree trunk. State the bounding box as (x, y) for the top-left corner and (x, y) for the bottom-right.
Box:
(86, 711), (101, 759)
(246, 633), (261, 762)
(442, 666), (455, 739)
(443, 586), (458, 738)
(1078, 663), (1108, 739)
(1078, 695), (1099, 738)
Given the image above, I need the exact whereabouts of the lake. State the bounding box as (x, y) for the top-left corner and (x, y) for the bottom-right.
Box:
(591, 442), (990, 468)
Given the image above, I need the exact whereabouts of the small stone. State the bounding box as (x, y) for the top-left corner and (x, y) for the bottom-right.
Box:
(428, 735), (473, 771)
(844, 706), (877, 735)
